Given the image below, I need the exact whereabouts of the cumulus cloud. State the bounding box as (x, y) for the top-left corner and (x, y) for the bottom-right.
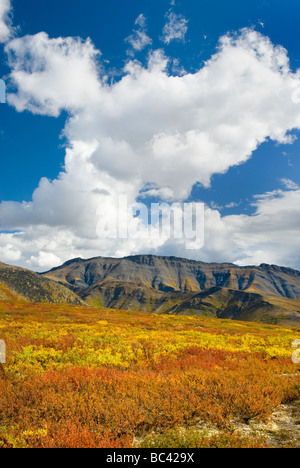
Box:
(5, 33), (102, 116)
(2, 187), (300, 271)
(150, 187), (300, 269)
(162, 11), (188, 45)
(218, 189), (300, 268)
(126, 14), (152, 54)
(27, 29), (300, 200)
(2, 28), (300, 270)
(0, 0), (12, 43)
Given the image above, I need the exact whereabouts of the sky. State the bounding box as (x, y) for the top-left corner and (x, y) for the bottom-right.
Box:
(0, 0), (300, 271)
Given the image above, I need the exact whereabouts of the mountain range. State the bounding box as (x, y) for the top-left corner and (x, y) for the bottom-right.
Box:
(40, 255), (300, 326)
(1, 255), (300, 326)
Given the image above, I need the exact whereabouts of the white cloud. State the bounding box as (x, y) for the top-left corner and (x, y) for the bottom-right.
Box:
(2, 29), (300, 270)
(30, 251), (62, 269)
(0, 241), (21, 262)
(225, 202), (240, 209)
(5, 33), (102, 116)
(2, 187), (300, 271)
(171, 58), (186, 76)
(210, 201), (223, 211)
(152, 187), (300, 269)
(135, 13), (146, 29)
(218, 189), (300, 268)
(46, 30), (300, 201)
(162, 11), (188, 45)
(280, 178), (300, 190)
(139, 186), (175, 201)
(126, 14), (152, 54)
(0, 0), (12, 43)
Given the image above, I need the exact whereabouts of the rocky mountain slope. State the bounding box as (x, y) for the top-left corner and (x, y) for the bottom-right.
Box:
(43, 255), (300, 325)
(0, 262), (83, 305)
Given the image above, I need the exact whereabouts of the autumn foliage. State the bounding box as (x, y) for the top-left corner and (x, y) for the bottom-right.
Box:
(0, 301), (299, 448)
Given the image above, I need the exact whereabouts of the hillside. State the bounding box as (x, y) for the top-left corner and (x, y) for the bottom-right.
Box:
(0, 262), (83, 305)
(43, 255), (300, 325)
(43, 255), (300, 297)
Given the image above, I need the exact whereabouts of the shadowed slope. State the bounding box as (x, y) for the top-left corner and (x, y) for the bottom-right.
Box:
(0, 262), (83, 305)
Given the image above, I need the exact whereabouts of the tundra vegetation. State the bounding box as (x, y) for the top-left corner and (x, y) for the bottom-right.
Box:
(0, 300), (299, 448)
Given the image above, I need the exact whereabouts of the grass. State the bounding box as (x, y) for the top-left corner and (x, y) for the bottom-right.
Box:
(0, 300), (300, 448)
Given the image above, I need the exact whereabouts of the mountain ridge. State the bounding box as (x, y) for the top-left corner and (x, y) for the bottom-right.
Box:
(43, 255), (300, 296)
(1, 255), (299, 325)
(42, 255), (300, 325)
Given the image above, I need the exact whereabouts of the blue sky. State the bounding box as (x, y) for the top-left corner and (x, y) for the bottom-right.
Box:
(0, 0), (300, 270)
(1, 0), (300, 205)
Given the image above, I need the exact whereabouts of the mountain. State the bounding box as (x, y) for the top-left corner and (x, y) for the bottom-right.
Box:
(0, 261), (84, 305)
(43, 255), (300, 325)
